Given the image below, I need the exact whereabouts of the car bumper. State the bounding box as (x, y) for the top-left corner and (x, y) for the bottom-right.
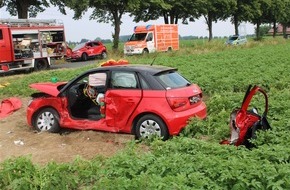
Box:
(166, 101), (207, 135)
(124, 48), (143, 55)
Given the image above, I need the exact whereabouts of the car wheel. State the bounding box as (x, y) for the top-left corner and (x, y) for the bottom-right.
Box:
(101, 51), (107, 59)
(33, 108), (60, 133)
(142, 49), (149, 54)
(34, 59), (49, 71)
(135, 114), (169, 140)
(82, 53), (88, 61)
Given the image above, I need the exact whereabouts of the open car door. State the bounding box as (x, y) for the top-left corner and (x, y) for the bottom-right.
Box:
(221, 85), (271, 148)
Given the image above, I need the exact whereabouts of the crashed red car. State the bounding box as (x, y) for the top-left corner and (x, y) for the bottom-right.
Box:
(27, 64), (207, 140)
(68, 41), (107, 61)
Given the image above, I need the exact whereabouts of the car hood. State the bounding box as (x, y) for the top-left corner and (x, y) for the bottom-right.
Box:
(29, 82), (67, 97)
(125, 41), (146, 46)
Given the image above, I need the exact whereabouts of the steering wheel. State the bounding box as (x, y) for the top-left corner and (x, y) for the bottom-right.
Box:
(83, 84), (98, 99)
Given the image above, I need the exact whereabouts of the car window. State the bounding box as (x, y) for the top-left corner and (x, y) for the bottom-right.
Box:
(111, 71), (138, 89)
(73, 72), (107, 87)
(129, 33), (147, 41)
(72, 42), (86, 51)
(0, 30), (3, 40)
(146, 33), (153, 41)
(89, 73), (107, 86)
(229, 36), (238, 40)
(93, 42), (100, 46)
(155, 71), (190, 89)
(139, 75), (150, 89)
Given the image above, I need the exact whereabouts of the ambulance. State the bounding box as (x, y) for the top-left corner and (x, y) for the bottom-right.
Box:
(124, 24), (179, 55)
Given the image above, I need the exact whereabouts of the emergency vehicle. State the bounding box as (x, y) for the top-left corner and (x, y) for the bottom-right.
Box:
(0, 19), (67, 73)
(124, 24), (179, 55)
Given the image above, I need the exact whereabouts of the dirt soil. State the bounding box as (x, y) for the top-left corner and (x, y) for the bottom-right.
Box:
(0, 98), (134, 165)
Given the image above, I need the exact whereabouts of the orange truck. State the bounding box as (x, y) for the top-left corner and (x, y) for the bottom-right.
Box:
(0, 19), (68, 73)
(124, 24), (179, 55)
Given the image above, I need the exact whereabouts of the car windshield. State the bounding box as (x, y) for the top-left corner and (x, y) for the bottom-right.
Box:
(73, 42), (86, 51)
(129, 33), (147, 41)
(155, 71), (190, 89)
(229, 36), (238, 40)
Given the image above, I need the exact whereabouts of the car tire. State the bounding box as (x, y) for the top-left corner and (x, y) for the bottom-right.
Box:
(34, 59), (49, 71)
(142, 49), (149, 54)
(135, 114), (169, 140)
(101, 51), (107, 59)
(82, 53), (88, 61)
(33, 108), (60, 133)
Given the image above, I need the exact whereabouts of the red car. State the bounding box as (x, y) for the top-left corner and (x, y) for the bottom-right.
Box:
(68, 41), (107, 61)
(27, 64), (207, 140)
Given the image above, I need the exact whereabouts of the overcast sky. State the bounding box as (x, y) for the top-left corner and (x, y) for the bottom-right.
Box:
(0, 7), (255, 42)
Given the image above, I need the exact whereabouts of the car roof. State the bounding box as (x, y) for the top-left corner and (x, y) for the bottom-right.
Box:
(90, 64), (177, 75)
(59, 64), (178, 94)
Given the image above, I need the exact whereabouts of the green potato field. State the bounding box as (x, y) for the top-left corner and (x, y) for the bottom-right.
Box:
(0, 38), (290, 189)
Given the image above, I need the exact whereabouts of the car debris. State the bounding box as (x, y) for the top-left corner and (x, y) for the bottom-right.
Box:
(220, 85), (271, 148)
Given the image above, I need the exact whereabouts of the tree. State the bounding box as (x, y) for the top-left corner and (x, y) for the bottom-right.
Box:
(130, 0), (199, 25)
(198, 0), (236, 41)
(230, 0), (253, 35)
(277, 0), (290, 38)
(130, 0), (170, 23)
(247, 0), (271, 40)
(1, 0), (66, 19)
(67, 0), (139, 50)
(263, 0), (288, 37)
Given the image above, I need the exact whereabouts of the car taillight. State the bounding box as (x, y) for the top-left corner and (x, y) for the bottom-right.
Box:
(167, 94), (202, 111)
(167, 97), (190, 111)
(189, 94), (202, 104)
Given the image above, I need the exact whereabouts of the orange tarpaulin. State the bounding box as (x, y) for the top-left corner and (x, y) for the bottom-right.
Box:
(101, 59), (129, 67)
(0, 97), (22, 119)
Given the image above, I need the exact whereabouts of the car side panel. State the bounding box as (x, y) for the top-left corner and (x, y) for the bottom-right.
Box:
(92, 43), (103, 56)
(132, 90), (207, 135)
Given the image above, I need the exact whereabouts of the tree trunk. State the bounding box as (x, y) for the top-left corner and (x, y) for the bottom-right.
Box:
(112, 13), (121, 50)
(175, 15), (178, 24)
(163, 12), (169, 24)
(272, 21), (277, 37)
(233, 14), (239, 35)
(282, 24), (287, 39)
(16, 0), (29, 18)
(205, 14), (213, 41)
(169, 10), (174, 24)
(256, 21), (261, 40)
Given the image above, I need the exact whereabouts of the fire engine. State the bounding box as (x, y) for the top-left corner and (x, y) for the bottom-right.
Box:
(0, 19), (68, 73)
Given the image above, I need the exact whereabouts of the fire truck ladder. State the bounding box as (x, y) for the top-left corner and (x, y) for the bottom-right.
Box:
(0, 19), (63, 27)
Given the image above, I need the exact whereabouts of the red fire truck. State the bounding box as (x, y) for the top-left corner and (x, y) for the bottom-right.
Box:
(0, 19), (68, 73)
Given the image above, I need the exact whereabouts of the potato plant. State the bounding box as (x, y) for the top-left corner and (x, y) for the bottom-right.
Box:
(1, 38), (290, 189)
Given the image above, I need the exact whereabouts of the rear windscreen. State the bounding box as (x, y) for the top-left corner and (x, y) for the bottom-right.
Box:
(155, 71), (190, 89)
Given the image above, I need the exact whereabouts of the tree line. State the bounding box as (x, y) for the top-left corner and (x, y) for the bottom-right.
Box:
(1, 0), (290, 50)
